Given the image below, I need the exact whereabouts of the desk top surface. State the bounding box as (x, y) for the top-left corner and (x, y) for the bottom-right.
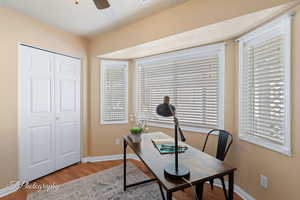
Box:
(124, 132), (236, 192)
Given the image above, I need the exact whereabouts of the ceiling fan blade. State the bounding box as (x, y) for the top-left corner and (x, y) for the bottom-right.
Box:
(93, 0), (110, 9)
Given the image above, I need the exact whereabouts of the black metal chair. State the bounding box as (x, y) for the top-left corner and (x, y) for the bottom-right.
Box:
(202, 129), (233, 200)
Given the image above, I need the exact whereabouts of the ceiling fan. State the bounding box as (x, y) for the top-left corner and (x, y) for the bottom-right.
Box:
(75, 0), (110, 9)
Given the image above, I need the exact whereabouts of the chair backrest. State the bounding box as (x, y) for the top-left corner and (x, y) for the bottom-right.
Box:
(202, 129), (233, 161)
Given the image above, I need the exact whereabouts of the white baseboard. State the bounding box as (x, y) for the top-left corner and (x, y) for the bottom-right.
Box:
(235, 185), (256, 200)
(212, 179), (255, 200)
(0, 181), (21, 198)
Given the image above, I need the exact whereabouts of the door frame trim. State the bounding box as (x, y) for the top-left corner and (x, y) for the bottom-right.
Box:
(19, 44), (81, 60)
(17, 43), (84, 182)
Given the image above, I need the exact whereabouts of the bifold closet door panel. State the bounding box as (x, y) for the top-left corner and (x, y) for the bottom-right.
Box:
(20, 46), (56, 182)
(54, 54), (81, 170)
(20, 45), (81, 182)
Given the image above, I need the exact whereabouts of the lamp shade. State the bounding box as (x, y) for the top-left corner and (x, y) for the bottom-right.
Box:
(156, 96), (176, 117)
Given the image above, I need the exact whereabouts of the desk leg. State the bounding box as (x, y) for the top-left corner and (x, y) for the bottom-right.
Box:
(196, 182), (204, 200)
(166, 192), (173, 200)
(123, 139), (127, 191)
(158, 183), (166, 200)
(228, 172), (234, 200)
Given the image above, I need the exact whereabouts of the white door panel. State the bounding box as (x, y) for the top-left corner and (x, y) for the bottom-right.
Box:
(60, 80), (76, 111)
(27, 124), (55, 180)
(29, 78), (53, 124)
(20, 46), (56, 182)
(29, 125), (52, 166)
(20, 46), (81, 182)
(55, 55), (81, 170)
(55, 122), (80, 169)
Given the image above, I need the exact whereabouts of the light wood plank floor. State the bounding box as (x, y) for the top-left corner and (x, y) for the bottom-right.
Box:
(1, 159), (242, 200)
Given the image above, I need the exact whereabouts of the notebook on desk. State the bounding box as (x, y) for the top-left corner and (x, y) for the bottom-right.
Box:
(151, 138), (188, 154)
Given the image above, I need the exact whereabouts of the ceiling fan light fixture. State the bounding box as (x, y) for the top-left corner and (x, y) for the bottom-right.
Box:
(93, 0), (110, 9)
(75, 0), (110, 9)
(140, 0), (151, 4)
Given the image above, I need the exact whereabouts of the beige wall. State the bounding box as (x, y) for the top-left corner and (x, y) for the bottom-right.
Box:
(0, 8), (88, 188)
(0, 0), (299, 199)
(88, 1), (299, 200)
(89, 0), (294, 57)
(88, 59), (134, 156)
(88, 0), (294, 156)
(232, 6), (300, 200)
(88, 47), (235, 156)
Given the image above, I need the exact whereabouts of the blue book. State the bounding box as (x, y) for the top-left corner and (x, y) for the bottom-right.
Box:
(152, 139), (188, 154)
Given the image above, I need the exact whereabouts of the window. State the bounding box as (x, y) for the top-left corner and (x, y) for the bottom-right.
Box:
(238, 15), (292, 155)
(135, 43), (225, 132)
(101, 60), (128, 124)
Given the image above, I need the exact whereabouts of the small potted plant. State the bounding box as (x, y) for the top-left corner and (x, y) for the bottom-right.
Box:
(129, 114), (147, 143)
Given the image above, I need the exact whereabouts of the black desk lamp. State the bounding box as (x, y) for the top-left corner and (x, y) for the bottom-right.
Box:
(156, 96), (190, 179)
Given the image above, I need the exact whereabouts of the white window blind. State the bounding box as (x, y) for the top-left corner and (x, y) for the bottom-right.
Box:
(238, 15), (291, 155)
(101, 60), (128, 124)
(136, 43), (225, 132)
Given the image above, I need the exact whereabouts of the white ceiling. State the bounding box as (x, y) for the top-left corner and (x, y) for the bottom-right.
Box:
(1, 0), (186, 38)
(100, 3), (295, 59)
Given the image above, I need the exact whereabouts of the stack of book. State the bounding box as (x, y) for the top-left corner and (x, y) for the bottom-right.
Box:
(151, 139), (188, 154)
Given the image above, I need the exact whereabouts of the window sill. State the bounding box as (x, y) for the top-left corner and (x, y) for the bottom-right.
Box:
(147, 122), (220, 135)
(239, 134), (292, 157)
(100, 120), (128, 125)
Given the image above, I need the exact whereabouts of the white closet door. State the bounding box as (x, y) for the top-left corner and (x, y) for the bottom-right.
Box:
(54, 54), (81, 170)
(20, 45), (81, 182)
(20, 46), (56, 181)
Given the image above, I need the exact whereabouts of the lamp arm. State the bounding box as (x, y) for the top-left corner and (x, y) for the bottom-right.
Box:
(168, 104), (186, 142)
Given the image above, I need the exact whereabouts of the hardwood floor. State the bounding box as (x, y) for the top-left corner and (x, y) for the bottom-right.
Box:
(1, 159), (242, 200)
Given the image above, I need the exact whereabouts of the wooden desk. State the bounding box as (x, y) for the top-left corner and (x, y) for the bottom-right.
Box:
(123, 132), (236, 200)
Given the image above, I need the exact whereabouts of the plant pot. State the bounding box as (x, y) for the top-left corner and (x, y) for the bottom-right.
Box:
(129, 133), (142, 143)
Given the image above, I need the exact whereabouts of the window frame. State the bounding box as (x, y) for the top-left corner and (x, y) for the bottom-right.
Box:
(134, 43), (226, 133)
(100, 60), (129, 125)
(237, 14), (292, 156)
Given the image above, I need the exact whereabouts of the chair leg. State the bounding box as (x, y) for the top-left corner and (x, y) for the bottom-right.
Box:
(209, 179), (214, 190)
(220, 177), (229, 200)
